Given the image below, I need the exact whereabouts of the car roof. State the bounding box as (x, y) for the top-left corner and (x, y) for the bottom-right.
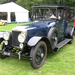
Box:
(32, 5), (70, 9)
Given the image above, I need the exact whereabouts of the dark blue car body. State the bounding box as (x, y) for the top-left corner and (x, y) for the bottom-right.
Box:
(22, 20), (73, 43)
(0, 5), (75, 69)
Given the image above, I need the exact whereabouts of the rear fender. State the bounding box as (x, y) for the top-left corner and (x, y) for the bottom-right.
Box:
(71, 27), (74, 36)
(66, 26), (74, 37)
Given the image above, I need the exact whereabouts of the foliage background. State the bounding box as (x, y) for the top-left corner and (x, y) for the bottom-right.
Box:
(0, 0), (75, 17)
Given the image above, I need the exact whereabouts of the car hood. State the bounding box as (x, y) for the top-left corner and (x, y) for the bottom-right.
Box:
(12, 21), (55, 32)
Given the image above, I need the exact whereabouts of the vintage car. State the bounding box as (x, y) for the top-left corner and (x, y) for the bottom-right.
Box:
(0, 5), (75, 69)
(0, 20), (7, 26)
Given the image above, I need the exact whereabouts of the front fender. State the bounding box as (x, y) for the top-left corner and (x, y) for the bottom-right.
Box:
(0, 31), (11, 44)
(27, 36), (52, 50)
(0, 32), (4, 38)
(27, 36), (42, 47)
(0, 32), (4, 44)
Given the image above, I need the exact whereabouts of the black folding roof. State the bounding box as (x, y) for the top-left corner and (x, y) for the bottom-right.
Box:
(32, 5), (70, 9)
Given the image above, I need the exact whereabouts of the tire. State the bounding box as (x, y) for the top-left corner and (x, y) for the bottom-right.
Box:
(1, 43), (6, 51)
(30, 41), (47, 69)
(47, 28), (58, 50)
(0, 38), (4, 44)
(1, 43), (9, 59)
(4, 22), (7, 25)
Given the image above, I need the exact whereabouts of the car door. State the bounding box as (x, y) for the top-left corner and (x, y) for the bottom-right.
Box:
(56, 8), (69, 39)
(56, 9), (65, 38)
(56, 21), (65, 38)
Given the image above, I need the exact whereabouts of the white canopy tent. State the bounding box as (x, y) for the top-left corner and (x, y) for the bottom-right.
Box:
(0, 2), (29, 23)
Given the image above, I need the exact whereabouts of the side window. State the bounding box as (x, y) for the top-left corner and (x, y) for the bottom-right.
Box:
(63, 10), (67, 21)
(57, 9), (63, 21)
(67, 9), (74, 21)
(71, 10), (74, 21)
(74, 9), (75, 19)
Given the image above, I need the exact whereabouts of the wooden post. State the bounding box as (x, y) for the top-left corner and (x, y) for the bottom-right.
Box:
(17, 22), (20, 26)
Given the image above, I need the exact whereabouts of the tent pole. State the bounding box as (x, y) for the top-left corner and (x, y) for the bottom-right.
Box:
(7, 12), (11, 23)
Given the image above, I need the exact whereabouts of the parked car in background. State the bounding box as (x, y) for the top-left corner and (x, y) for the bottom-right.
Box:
(0, 5), (75, 69)
(0, 19), (7, 25)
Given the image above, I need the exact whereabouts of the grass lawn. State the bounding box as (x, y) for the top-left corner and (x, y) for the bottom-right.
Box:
(0, 23), (75, 75)
(0, 22), (32, 32)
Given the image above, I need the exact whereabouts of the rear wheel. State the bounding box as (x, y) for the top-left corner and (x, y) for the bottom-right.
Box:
(48, 28), (58, 50)
(30, 41), (47, 69)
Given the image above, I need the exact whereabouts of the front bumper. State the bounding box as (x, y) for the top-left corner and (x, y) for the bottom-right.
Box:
(0, 50), (32, 61)
(0, 44), (32, 61)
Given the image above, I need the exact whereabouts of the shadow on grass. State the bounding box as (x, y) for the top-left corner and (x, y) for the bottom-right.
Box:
(47, 50), (61, 59)
(0, 49), (63, 70)
(0, 53), (9, 59)
(0, 55), (36, 71)
(46, 44), (68, 61)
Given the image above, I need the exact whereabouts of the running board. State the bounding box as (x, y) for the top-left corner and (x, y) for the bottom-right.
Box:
(53, 39), (71, 52)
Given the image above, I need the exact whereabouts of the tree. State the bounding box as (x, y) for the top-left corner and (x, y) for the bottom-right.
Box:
(0, 0), (6, 4)
(0, 0), (17, 4)
(0, 0), (74, 17)
(16, 0), (75, 18)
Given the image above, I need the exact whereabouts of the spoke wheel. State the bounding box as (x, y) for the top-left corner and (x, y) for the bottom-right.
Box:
(48, 28), (58, 50)
(30, 41), (47, 69)
(51, 32), (58, 49)
(35, 46), (45, 65)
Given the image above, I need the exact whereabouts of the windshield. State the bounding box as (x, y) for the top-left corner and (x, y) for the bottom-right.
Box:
(32, 8), (57, 20)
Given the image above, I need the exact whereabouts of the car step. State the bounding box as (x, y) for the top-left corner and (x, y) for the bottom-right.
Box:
(53, 39), (71, 52)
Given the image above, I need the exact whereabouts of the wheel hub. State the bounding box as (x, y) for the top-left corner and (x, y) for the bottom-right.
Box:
(55, 37), (57, 41)
(52, 37), (57, 41)
(41, 53), (44, 58)
(73, 36), (74, 38)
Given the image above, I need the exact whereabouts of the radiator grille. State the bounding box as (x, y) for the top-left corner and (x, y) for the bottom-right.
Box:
(12, 31), (21, 47)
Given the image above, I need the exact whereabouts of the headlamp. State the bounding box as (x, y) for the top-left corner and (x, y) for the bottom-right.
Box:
(3, 32), (10, 40)
(19, 43), (23, 49)
(18, 33), (26, 43)
(5, 41), (8, 45)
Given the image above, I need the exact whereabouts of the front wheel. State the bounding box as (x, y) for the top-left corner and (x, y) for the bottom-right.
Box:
(30, 41), (47, 69)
